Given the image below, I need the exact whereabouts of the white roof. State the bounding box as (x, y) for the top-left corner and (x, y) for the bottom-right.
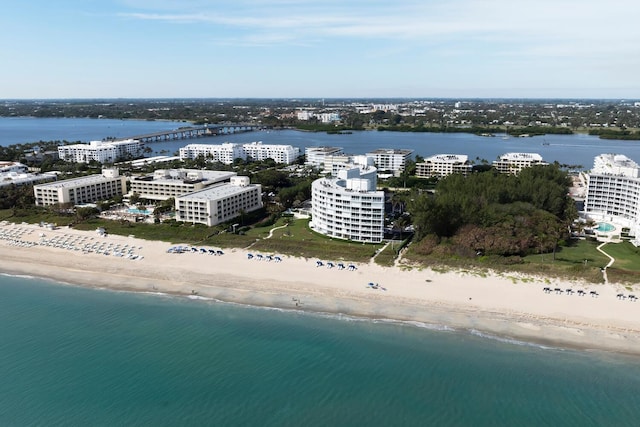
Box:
(132, 169), (236, 184)
(129, 156), (181, 166)
(34, 173), (120, 189)
(305, 146), (343, 153)
(366, 148), (413, 156)
(177, 182), (260, 201)
(498, 152), (543, 161)
(592, 153), (640, 177)
(425, 154), (469, 163)
(182, 142), (241, 149)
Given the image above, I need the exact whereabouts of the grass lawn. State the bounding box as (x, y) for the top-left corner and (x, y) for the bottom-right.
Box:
(71, 218), (263, 248)
(596, 242), (640, 285)
(374, 239), (411, 267)
(249, 218), (383, 263)
(373, 243), (396, 267)
(526, 239), (611, 269)
(0, 208), (75, 226)
(403, 238), (640, 284)
(403, 238), (611, 283)
(597, 241), (640, 272)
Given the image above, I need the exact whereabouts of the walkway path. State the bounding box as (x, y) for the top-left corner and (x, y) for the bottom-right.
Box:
(370, 241), (391, 264)
(245, 223), (289, 250)
(596, 242), (616, 284)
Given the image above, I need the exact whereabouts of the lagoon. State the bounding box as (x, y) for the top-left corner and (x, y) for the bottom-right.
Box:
(3, 117), (640, 169)
(0, 116), (187, 146)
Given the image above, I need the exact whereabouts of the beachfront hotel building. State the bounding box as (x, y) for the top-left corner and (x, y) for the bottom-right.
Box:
(180, 142), (300, 165)
(365, 149), (414, 176)
(175, 176), (263, 227)
(310, 164), (385, 243)
(415, 154), (473, 178)
(305, 146), (344, 168)
(583, 154), (640, 241)
(129, 169), (237, 201)
(492, 152), (547, 175)
(58, 139), (143, 163)
(33, 168), (126, 207)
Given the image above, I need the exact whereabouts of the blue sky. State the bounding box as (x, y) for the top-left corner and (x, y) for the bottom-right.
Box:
(1, 0), (639, 99)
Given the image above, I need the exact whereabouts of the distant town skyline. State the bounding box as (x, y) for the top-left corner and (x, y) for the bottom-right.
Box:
(2, 0), (639, 99)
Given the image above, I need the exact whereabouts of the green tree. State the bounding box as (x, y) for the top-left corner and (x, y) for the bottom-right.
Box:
(76, 206), (99, 222)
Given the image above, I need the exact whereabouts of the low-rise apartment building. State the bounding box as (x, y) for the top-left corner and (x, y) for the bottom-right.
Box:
(33, 168), (126, 206)
(175, 176), (263, 227)
(242, 141), (300, 163)
(365, 149), (413, 176)
(305, 146), (344, 168)
(58, 139), (143, 163)
(179, 143), (245, 164)
(416, 154), (473, 178)
(180, 142), (300, 165)
(492, 152), (547, 175)
(130, 169), (237, 201)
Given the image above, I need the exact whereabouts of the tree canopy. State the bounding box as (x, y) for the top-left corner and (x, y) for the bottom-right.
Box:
(409, 165), (577, 257)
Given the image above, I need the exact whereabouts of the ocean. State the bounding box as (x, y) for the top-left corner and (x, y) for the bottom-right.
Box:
(1, 274), (640, 426)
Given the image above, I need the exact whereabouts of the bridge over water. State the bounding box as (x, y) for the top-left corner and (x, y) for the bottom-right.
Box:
(118, 123), (262, 144)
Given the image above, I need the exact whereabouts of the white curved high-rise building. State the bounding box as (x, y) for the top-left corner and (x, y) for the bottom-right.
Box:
(311, 164), (384, 243)
(584, 154), (640, 242)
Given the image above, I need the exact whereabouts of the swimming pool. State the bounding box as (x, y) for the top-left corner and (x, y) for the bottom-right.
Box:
(128, 208), (152, 215)
(597, 222), (615, 232)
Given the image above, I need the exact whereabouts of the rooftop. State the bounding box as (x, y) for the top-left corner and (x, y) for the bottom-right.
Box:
(177, 181), (261, 201)
(181, 142), (241, 149)
(366, 148), (414, 155)
(424, 154), (469, 163)
(306, 146), (343, 153)
(132, 169), (236, 185)
(61, 139), (140, 149)
(34, 173), (121, 189)
(498, 152), (544, 161)
(592, 153), (640, 177)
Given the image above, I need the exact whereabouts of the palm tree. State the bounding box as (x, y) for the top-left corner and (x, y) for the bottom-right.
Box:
(237, 208), (246, 226)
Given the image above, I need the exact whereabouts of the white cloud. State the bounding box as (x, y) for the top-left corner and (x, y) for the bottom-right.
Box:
(117, 0), (640, 65)
(121, 2), (633, 34)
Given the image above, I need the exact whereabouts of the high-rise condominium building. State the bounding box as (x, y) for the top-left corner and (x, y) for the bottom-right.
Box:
(583, 153), (640, 242)
(311, 164), (384, 243)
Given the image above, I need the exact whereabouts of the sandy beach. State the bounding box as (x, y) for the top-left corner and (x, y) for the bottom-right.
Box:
(1, 221), (640, 355)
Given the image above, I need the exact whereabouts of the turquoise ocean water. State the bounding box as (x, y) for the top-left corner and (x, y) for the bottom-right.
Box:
(1, 275), (640, 426)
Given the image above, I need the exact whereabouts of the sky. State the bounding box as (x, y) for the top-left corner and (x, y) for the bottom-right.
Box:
(1, 0), (639, 99)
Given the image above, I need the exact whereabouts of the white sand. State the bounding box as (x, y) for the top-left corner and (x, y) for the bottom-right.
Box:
(1, 222), (640, 354)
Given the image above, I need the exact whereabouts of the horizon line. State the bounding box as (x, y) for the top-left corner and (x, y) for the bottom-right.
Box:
(2, 97), (639, 102)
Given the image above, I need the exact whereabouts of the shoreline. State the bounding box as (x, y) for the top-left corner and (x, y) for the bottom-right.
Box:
(1, 222), (640, 356)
